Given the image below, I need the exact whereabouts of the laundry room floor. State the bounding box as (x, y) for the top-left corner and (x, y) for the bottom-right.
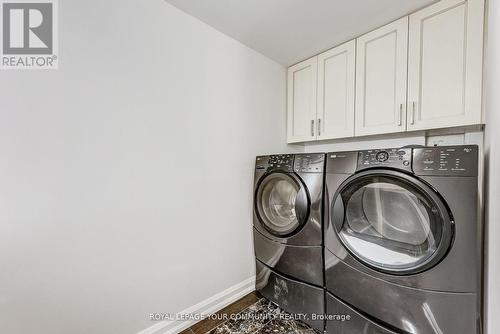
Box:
(180, 292), (320, 334)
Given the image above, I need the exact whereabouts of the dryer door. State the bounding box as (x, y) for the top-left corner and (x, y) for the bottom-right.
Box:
(332, 169), (453, 275)
(255, 172), (310, 237)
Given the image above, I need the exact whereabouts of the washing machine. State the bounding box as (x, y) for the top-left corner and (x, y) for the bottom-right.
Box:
(324, 145), (482, 334)
(253, 153), (325, 331)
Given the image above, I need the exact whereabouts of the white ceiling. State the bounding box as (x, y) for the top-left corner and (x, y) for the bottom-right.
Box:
(164, 0), (438, 66)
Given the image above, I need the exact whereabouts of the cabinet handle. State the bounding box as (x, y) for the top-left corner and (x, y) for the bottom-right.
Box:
(317, 119), (321, 136)
(311, 120), (315, 137)
(398, 104), (403, 126)
(411, 101), (416, 125)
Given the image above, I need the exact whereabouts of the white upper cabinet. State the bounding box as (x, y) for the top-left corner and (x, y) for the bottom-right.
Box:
(286, 0), (485, 143)
(287, 57), (318, 143)
(317, 40), (356, 140)
(355, 17), (409, 137)
(407, 0), (484, 131)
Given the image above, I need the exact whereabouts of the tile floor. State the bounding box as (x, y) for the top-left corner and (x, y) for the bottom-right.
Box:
(180, 292), (320, 334)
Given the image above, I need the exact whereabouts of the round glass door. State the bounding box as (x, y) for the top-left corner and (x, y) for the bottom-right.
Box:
(332, 170), (453, 275)
(255, 172), (309, 237)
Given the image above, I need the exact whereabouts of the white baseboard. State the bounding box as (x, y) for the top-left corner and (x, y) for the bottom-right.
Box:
(137, 276), (256, 334)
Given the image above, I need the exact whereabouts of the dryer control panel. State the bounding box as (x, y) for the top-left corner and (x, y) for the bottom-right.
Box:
(357, 148), (412, 172)
(413, 145), (478, 176)
(327, 145), (479, 176)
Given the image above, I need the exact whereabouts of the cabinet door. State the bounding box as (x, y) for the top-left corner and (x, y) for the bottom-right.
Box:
(355, 17), (408, 136)
(407, 0), (484, 130)
(317, 40), (356, 140)
(287, 57), (318, 143)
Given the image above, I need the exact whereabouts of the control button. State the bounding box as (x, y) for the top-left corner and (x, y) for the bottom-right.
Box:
(403, 160), (410, 166)
(376, 151), (389, 162)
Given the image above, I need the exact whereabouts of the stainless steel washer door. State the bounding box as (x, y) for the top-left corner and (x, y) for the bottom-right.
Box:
(331, 169), (454, 275)
(255, 172), (309, 237)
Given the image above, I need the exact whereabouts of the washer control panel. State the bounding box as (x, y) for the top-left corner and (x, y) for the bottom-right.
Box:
(413, 145), (478, 176)
(357, 148), (412, 171)
(294, 153), (325, 173)
(255, 154), (293, 172)
(255, 154), (325, 173)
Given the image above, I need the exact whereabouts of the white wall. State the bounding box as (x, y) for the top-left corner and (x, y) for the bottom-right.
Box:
(302, 133), (427, 153)
(0, 1), (291, 333)
(302, 131), (483, 153)
(484, 0), (500, 332)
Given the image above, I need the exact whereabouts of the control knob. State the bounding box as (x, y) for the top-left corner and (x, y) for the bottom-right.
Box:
(376, 151), (389, 162)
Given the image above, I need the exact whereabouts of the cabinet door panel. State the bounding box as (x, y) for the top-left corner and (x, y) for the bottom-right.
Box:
(317, 40), (355, 140)
(287, 58), (318, 143)
(407, 0), (484, 130)
(355, 17), (408, 136)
